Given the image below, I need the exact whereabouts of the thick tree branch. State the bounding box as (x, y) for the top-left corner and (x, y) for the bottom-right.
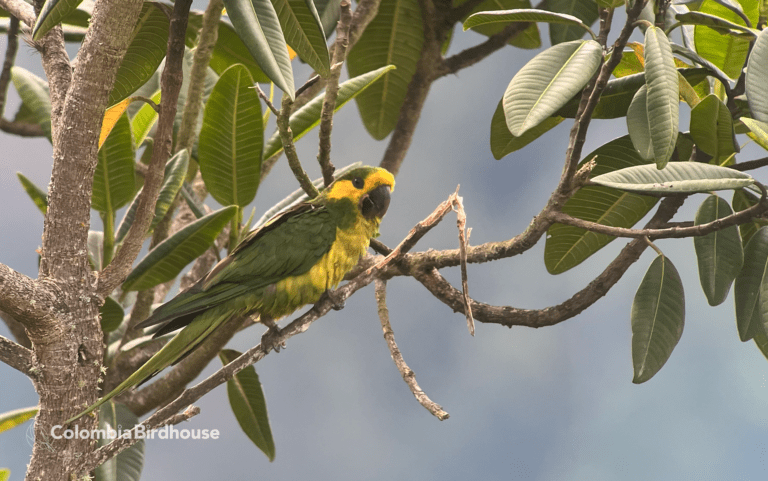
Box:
(0, 264), (58, 332)
(99, 0), (194, 297)
(0, 0), (35, 26)
(0, 334), (34, 375)
(375, 279), (449, 420)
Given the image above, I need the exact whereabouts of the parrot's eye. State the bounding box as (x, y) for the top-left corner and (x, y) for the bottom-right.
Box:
(352, 177), (365, 189)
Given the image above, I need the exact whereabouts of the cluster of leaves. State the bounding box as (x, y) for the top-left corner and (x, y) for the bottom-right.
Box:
(471, 0), (768, 383)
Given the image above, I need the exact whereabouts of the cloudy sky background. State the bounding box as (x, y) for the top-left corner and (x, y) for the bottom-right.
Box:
(2, 6), (768, 480)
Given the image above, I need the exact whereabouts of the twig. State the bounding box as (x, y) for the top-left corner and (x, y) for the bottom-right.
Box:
(0, 15), (19, 119)
(317, 0), (352, 186)
(453, 194), (473, 336)
(375, 279), (449, 420)
(127, 96), (161, 113)
(98, 0), (194, 297)
(0, 0), (35, 27)
(255, 84), (279, 116)
(278, 95), (320, 198)
(0, 334), (34, 376)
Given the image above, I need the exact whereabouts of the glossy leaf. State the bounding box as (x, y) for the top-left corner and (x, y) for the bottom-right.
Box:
(675, 11), (757, 36)
(689, 94), (738, 159)
(547, 0), (599, 45)
(32, 0), (83, 40)
(347, 0), (423, 139)
(455, 0), (541, 50)
(545, 136), (658, 274)
(92, 114), (135, 214)
(746, 27), (768, 123)
(631, 254), (685, 383)
(122, 206), (237, 291)
(174, 48), (220, 139)
(271, 0), (329, 76)
(740, 117), (768, 151)
(264, 65), (395, 159)
(694, 0), (758, 79)
(11, 67), (52, 140)
(504, 39), (602, 137)
(693, 195), (743, 306)
(590, 162), (754, 193)
(640, 26), (679, 168)
(732, 189), (767, 247)
(131, 90), (162, 148)
(198, 65), (263, 207)
(0, 406), (38, 433)
(490, 99), (564, 159)
(209, 21), (270, 82)
(220, 349), (275, 461)
(734, 226), (768, 341)
(316, 0), (342, 35)
(115, 149), (191, 243)
(222, 0), (295, 98)
(669, 44), (731, 88)
(108, 2), (170, 107)
(16, 173), (48, 214)
(100, 296), (125, 333)
(94, 402), (144, 481)
(753, 322), (768, 360)
(464, 8), (591, 39)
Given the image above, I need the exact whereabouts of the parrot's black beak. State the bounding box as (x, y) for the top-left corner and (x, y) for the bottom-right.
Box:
(360, 184), (391, 220)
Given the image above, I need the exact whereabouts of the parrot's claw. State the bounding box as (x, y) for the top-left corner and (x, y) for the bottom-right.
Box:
(260, 316), (286, 353)
(320, 289), (345, 311)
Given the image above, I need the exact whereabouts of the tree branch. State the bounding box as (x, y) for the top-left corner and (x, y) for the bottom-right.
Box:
(0, 263), (58, 331)
(0, 118), (45, 136)
(375, 279), (449, 420)
(0, 334), (34, 375)
(0, 15), (19, 119)
(279, 95), (320, 198)
(99, 0), (194, 296)
(0, 0), (35, 27)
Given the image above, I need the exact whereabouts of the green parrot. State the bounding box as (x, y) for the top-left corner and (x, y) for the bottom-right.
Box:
(69, 166), (394, 422)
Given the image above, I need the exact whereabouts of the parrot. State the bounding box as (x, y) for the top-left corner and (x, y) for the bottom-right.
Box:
(68, 166), (394, 422)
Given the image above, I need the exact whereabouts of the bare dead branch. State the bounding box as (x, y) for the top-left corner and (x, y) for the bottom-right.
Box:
(0, 334), (34, 375)
(99, 0), (194, 297)
(375, 279), (449, 420)
(316, 0), (352, 186)
(453, 195), (473, 336)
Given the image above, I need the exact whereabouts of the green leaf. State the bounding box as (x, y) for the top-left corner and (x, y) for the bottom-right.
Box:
(631, 254), (685, 383)
(271, 0), (330, 76)
(490, 99), (564, 159)
(545, 135), (658, 274)
(32, 0), (84, 40)
(130, 90), (162, 148)
(693, 195), (743, 306)
(669, 43), (731, 88)
(100, 296), (125, 333)
(108, 3), (170, 107)
(115, 149), (191, 244)
(455, 0), (541, 50)
(222, 0), (295, 98)
(546, 0), (599, 45)
(504, 39), (602, 137)
(746, 27), (768, 123)
(11, 67), (52, 140)
(16, 173), (48, 215)
(123, 206), (237, 291)
(315, 0), (342, 35)
(94, 402), (144, 481)
(694, 0), (758, 79)
(590, 162), (754, 194)
(753, 322), (768, 360)
(219, 349), (275, 461)
(92, 114), (136, 214)
(264, 65), (395, 159)
(674, 11), (757, 36)
(464, 8), (591, 38)
(689, 94), (738, 160)
(740, 117), (768, 151)
(0, 468), (9, 481)
(558, 68), (709, 119)
(198, 64), (263, 207)
(732, 188), (767, 247)
(0, 406), (38, 433)
(174, 48), (220, 140)
(209, 21), (270, 83)
(734, 226), (768, 341)
(639, 26), (679, 168)
(347, 0), (424, 140)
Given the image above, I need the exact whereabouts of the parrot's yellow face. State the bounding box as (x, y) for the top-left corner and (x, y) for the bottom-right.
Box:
(326, 167), (395, 220)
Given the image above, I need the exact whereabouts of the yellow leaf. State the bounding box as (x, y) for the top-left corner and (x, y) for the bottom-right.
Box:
(100, 98), (131, 149)
(288, 45), (297, 60)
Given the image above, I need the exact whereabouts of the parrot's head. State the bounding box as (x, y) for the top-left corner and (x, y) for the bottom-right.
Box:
(325, 166), (395, 220)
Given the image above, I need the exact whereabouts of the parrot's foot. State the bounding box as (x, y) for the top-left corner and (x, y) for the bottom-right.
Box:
(260, 316), (285, 353)
(320, 289), (345, 311)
